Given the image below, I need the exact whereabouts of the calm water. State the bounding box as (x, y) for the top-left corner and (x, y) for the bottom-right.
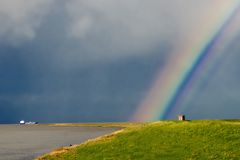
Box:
(0, 125), (118, 160)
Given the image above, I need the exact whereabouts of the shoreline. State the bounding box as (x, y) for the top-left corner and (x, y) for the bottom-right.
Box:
(35, 122), (142, 159)
(36, 127), (125, 160)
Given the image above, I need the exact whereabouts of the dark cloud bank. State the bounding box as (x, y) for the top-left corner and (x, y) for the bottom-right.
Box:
(0, 0), (240, 123)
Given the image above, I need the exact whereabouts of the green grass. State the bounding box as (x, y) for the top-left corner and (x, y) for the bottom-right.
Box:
(38, 120), (240, 160)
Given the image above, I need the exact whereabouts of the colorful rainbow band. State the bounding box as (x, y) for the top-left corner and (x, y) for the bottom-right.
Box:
(131, 1), (240, 121)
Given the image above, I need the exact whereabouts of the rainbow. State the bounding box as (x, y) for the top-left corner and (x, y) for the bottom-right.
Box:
(132, 1), (240, 121)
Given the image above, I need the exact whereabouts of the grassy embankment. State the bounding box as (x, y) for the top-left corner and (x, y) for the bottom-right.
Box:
(37, 120), (240, 160)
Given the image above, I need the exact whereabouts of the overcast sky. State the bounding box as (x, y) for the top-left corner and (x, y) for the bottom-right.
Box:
(0, 0), (240, 123)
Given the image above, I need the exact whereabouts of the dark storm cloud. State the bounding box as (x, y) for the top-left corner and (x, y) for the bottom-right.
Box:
(0, 47), (166, 123)
(0, 0), (239, 122)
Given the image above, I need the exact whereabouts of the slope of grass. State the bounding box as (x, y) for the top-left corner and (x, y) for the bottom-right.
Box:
(37, 120), (240, 160)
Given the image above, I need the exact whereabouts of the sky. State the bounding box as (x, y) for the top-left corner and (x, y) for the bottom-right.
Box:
(0, 0), (240, 123)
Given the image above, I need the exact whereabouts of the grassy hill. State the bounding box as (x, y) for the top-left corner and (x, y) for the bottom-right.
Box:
(37, 120), (240, 160)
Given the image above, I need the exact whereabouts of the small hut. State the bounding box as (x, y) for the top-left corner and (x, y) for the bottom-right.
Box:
(178, 115), (185, 121)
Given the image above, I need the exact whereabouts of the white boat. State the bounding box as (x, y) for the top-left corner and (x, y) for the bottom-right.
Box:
(19, 120), (25, 125)
(19, 120), (38, 125)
